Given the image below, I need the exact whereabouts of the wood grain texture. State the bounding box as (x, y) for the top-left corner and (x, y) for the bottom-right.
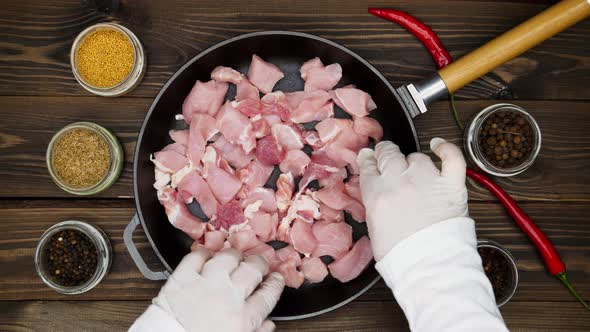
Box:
(0, 0), (589, 99)
(0, 200), (588, 301)
(1, 300), (589, 332)
(1, 97), (589, 201)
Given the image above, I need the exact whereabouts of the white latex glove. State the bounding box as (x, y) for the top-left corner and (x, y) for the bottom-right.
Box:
(130, 248), (285, 332)
(357, 138), (468, 261)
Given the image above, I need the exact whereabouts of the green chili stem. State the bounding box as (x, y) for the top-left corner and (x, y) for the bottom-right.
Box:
(555, 272), (590, 310)
(450, 94), (464, 130)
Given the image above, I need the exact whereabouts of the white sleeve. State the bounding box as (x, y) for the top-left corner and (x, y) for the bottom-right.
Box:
(375, 217), (508, 332)
(129, 304), (186, 332)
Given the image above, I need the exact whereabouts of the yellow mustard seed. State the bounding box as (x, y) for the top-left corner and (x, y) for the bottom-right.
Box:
(76, 29), (134, 88)
(51, 128), (111, 188)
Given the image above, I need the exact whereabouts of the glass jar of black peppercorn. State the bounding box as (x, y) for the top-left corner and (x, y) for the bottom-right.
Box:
(465, 103), (541, 177)
(35, 220), (111, 294)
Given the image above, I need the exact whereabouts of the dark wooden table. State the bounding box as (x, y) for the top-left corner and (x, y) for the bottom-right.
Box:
(1, 0), (589, 330)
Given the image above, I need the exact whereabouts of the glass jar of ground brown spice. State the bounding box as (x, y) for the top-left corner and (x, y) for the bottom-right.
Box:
(35, 220), (111, 294)
(71, 23), (146, 96)
(464, 104), (541, 177)
(47, 122), (123, 195)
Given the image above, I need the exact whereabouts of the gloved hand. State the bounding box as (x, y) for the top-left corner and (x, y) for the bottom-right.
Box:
(357, 138), (468, 261)
(130, 248), (285, 332)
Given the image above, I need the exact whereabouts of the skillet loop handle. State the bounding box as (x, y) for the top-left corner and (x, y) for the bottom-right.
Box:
(124, 213), (171, 280)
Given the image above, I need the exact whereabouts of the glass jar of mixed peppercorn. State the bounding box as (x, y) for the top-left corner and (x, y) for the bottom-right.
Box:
(464, 104), (542, 177)
(477, 240), (519, 307)
(35, 220), (111, 294)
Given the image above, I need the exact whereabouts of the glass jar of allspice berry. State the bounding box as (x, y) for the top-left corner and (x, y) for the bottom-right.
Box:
(35, 220), (111, 294)
(464, 103), (541, 177)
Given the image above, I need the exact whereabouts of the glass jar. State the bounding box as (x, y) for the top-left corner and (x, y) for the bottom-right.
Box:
(46, 122), (123, 196)
(464, 103), (541, 177)
(71, 23), (146, 97)
(35, 220), (112, 295)
(477, 239), (519, 307)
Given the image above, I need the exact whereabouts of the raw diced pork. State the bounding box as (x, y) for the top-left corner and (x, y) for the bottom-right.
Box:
(255, 135), (285, 166)
(277, 259), (305, 288)
(275, 172), (295, 213)
(244, 242), (275, 263)
(271, 123), (304, 150)
(216, 101), (256, 154)
(344, 175), (362, 202)
(290, 219), (318, 256)
(353, 116), (383, 142)
(331, 87), (377, 118)
(311, 220), (352, 259)
(203, 230), (227, 252)
(228, 228), (260, 252)
(158, 188), (206, 240)
(237, 159), (274, 190)
(240, 187), (278, 213)
(176, 171), (219, 218)
(304, 63), (342, 92)
(202, 147), (242, 204)
(247, 55), (284, 94)
(301, 257), (329, 283)
(211, 200), (247, 232)
(182, 80), (228, 121)
(152, 150), (189, 174)
(279, 149), (311, 177)
(300, 57), (324, 80)
(329, 236), (373, 283)
(248, 211), (275, 242)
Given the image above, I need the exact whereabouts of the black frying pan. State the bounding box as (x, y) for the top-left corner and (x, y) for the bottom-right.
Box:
(124, 31), (418, 320)
(124, 3), (586, 319)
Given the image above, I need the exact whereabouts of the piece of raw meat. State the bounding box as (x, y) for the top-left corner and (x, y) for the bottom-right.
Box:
(304, 63), (342, 92)
(251, 115), (271, 138)
(203, 230), (227, 252)
(270, 245), (302, 270)
(311, 220), (353, 259)
(211, 66), (243, 84)
(169, 129), (189, 146)
(248, 211), (275, 242)
(353, 116), (383, 142)
(176, 171), (219, 218)
(216, 101), (256, 154)
(271, 123), (304, 150)
(202, 147), (242, 204)
(301, 257), (329, 283)
(240, 187), (278, 213)
(290, 219), (318, 256)
(330, 87), (377, 118)
(211, 136), (253, 169)
(275, 172), (295, 213)
(318, 203), (344, 223)
(289, 90), (332, 123)
(151, 150), (189, 174)
(237, 159), (274, 190)
(233, 99), (262, 117)
(279, 149), (311, 177)
(255, 135), (286, 166)
(344, 175), (362, 202)
(247, 55), (284, 94)
(244, 242), (275, 263)
(329, 236), (373, 283)
(303, 130), (324, 149)
(162, 142), (187, 156)
(300, 57), (324, 80)
(182, 80), (228, 121)
(210, 200), (247, 232)
(228, 228), (260, 252)
(277, 259), (305, 288)
(188, 113), (218, 165)
(158, 188), (206, 240)
(154, 167), (171, 191)
(316, 185), (357, 211)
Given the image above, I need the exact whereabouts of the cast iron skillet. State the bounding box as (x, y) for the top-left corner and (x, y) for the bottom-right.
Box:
(128, 31), (418, 320)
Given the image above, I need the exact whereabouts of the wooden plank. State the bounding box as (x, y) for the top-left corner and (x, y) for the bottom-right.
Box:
(0, 200), (588, 301)
(1, 97), (589, 201)
(0, 1), (588, 99)
(1, 300), (589, 331)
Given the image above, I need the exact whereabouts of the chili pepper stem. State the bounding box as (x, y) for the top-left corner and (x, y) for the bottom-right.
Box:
(450, 94), (464, 130)
(555, 272), (590, 310)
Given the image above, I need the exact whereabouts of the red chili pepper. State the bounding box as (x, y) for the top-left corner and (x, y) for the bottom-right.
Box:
(368, 8), (452, 69)
(370, 7), (589, 310)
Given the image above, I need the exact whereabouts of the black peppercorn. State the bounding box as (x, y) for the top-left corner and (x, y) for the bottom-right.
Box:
(43, 229), (98, 286)
(478, 247), (512, 302)
(478, 111), (534, 168)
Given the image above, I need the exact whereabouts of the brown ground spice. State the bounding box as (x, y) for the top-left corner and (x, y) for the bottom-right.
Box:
(51, 128), (110, 188)
(76, 29), (134, 88)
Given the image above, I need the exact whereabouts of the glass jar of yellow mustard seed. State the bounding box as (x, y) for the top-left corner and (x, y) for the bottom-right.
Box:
(46, 122), (123, 195)
(71, 23), (146, 97)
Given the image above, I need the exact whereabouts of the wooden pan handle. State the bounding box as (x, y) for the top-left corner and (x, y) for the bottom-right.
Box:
(438, 0), (590, 94)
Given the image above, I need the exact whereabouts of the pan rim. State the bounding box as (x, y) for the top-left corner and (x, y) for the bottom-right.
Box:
(133, 30), (419, 320)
